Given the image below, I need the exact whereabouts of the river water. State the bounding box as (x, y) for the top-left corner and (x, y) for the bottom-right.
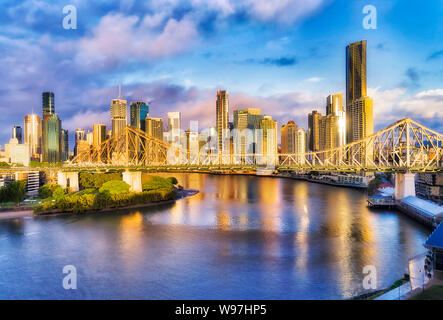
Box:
(0, 173), (430, 299)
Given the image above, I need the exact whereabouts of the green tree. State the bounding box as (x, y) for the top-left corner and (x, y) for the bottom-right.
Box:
(0, 161), (11, 168)
(3, 180), (27, 206)
(53, 187), (67, 201)
(99, 180), (130, 195)
(167, 177), (178, 185)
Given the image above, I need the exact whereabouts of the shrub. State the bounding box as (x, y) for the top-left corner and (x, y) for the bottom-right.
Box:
(167, 177), (178, 185)
(53, 187), (67, 201)
(39, 184), (60, 199)
(79, 172), (122, 189)
(142, 176), (173, 191)
(99, 180), (130, 195)
(0, 161), (11, 168)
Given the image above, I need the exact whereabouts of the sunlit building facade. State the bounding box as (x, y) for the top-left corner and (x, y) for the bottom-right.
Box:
(24, 114), (42, 160)
(93, 124), (106, 148)
(111, 98), (127, 136)
(145, 117), (164, 141)
(167, 112), (181, 145)
(216, 90), (229, 154)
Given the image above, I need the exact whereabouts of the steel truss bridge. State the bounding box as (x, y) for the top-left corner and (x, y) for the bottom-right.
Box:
(68, 118), (443, 173)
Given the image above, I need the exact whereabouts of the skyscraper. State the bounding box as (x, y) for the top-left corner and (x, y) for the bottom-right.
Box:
(281, 121), (298, 158)
(41, 92), (61, 163)
(60, 129), (69, 161)
(111, 98), (127, 137)
(93, 124), (106, 148)
(42, 113), (61, 163)
(130, 102), (149, 131)
(260, 116), (278, 165)
(326, 93), (346, 147)
(346, 40), (373, 142)
(308, 110), (322, 152)
(12, 126), (23, 144)
(24, 114), (42, 160)
(145, 117), (164, 141)
(167, 112), (181, 144)
(216, 90), (229, 153)
(233, 108), (263, 163)
(42, 92), (55, 116)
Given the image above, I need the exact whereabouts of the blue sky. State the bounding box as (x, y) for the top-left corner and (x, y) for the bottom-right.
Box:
(0, 0), (442, 148)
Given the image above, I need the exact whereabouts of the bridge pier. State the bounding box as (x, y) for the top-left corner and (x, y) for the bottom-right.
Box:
(122, 171), (142, 193)
(57, 171), (79, 192)
(394, 172), (416, 200)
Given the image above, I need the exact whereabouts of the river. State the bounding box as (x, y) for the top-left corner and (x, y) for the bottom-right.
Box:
(0, 173), (430, 299)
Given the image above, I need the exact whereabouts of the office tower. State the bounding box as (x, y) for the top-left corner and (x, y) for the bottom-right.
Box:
(106, 129), (112, 139)
(216, 90), (229, 153)
(319, 115), (338, 151)
(346, 40), (373, 142)
(326, 94), (346, 147)
(93, 124), (106, 148)
(111, 98), (127, 136)
(60, 129), (69, 161)
(260, 116), (278, 165)
(281, 121), (298, 154)
(347, 97), (374, 142)
(308, 110), (321, 152)
(145, 117), (164, 141)
(75, 140), (91, 156)
(74, 128), (85, 156)
(130, 102), (149, 131)
(24, 114), (42, 160)
(233, 108), (263, 163)
(167, 112), (181, 144)
(295, 128), (307, 164)
(42, 113), (61, 163)
(12, 126), (23, 144)
(42, 92), (55, 116)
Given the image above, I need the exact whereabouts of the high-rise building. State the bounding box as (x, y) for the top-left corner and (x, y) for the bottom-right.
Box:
(185, 129), (199, 164)
(319, 114), (338, 151)
(145, 117), (164, 141)
(130, 102), (149, 131)
(308, 110), (322, 152)
(281, 121), (298, 154)
(347, 97), (374, 142)
(93, 124), (106, 148)
(326, 94), (346, 147)
(24, 114), (42, 160)
(111, 98), (127, 136)
(233, 108), (263, 163)
(294, 128), (307, 164)
(86, 131), (93, 145)
(167, 112), (181, 144)
(260, 116), (278, 165)
(74, 128), (85, 156)
(42, 92), (55, 116)
(12, 126), (23, 144)
(216, 90), (229, 153)
(42, 113), (61, 163)
(346, 40), (373, 142)
(60, 129), (69, 161)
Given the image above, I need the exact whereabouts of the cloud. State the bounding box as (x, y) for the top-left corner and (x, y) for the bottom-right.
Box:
(400, 67), (420, 88)
(427, 49), (443, 61)
(240, 56), (297, 67)
(74, 13), (199, 69)
(369, 87), (443, 132)
(306, 77), (324, 82)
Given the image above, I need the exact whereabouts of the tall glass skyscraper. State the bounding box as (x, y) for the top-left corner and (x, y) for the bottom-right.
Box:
(12, 126), (23, 144)
(24, 114), (42, 160)
(41, 92), (61, 163)
(346, 40), (373, 143)
(60, 129), (69, 161)
(130, 102), (149, 131)
(42, 113), (61, 163)
(216, 90), (229, 153)
(42, 92), (55, 116)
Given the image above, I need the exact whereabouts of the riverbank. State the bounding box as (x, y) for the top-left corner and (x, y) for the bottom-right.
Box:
(0, 188), (199, 221)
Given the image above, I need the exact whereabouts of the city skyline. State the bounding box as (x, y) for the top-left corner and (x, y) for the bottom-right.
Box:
(0, 1), (442, 149)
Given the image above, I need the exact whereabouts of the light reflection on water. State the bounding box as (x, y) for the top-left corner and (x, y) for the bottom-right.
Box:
(0, 173), (431, 299)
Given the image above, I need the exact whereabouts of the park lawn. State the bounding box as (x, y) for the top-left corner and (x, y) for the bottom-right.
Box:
(409, 285), (443, 300)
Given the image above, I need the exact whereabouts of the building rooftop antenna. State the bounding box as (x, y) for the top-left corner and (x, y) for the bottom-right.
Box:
(118, 84), (122, 99)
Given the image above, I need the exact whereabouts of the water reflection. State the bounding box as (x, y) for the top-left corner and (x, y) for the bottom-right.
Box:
(0, 173), (431, 299)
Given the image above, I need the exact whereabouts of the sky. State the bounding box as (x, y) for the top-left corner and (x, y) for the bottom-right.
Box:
(0, 0), (442, 149)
